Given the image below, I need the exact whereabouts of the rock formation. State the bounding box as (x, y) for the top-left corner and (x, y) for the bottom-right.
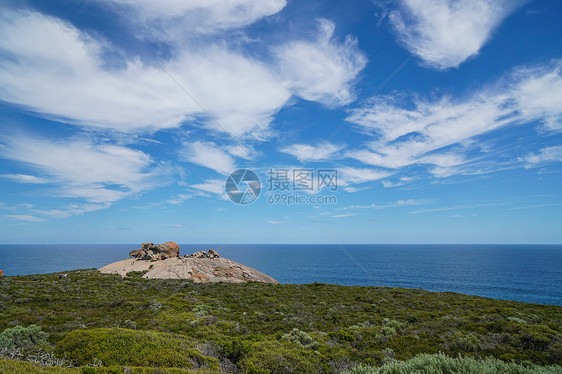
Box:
(101, 242), (277, 284)
(0, 269), (3, 277)
(188, 249), (220, 259)
(129, 241), (180, 261)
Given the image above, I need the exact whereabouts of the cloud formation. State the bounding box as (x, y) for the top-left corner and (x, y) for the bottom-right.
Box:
(346, 60), (562, 176)
(0, 133), (170, 204)
(274, 19), (367, 106)
(100, 0), (287, 36)
(180, 141), (237, 175)
(389, 0), (515, 69)
(280, 142), (343, 162)
(520, 146), (562, 167)
(0, 9), (291, 137)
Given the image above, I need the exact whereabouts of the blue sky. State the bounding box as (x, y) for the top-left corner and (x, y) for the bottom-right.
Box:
(0, 0), (561, 244)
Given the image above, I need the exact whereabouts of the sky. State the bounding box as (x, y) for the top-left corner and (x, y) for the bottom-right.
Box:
(0, 0), (561, 244)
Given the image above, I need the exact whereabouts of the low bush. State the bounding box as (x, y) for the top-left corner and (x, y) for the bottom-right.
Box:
(281, 328), (319, 349)
(0, 359), (221, 373)
(0, 325), (49, 349)
(343, 352), (562, 373)
(54, 328), (219, 370)
(239, 340), (322, 374)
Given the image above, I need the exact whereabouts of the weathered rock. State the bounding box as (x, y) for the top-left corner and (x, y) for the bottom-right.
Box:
(0, 269), (3, 277)
(129, 241), (180, 261)
(128, 249), (144, 258)
(100, 247), (277, 284)
(189, 250), (207, 259)
(187, 249), (220, 259)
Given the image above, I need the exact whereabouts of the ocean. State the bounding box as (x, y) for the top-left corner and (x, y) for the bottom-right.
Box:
(0, 244), (560, 306)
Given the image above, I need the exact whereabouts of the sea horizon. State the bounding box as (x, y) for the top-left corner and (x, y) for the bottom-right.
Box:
(2, 243), (561, 306)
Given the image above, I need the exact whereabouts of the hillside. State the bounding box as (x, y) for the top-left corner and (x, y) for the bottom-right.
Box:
(0, 270), (561, 373)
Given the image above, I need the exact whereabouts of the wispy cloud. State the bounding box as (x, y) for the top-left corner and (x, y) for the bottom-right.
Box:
(0, 133), (171, 204)
(343, 199), (428, 210)
(274, 19), (367, 106)
(389, 0), (518, 69)
(280, 143), (343, 162)
(0, 9), (291, 137)
(267, 220), (285, 224)
(4, 214), (44, 222)
(180, 141), (236, 175)
(410, 201), (506, 214)
(191, 179), (226, 196)
(331, 213), (356, 218)
(99, 0), (287, 37)
(346, 60), (562, 176)
(0, 174), (48, 184)
(33, 203), (110, 219)
(519, 145), (562, 168)
(339, 166), (392, 185)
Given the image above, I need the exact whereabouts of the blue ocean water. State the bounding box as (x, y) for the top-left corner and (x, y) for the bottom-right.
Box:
(0, 244), (560, 306)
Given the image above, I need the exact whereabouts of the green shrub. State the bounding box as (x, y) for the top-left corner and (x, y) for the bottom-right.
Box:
(54, 328), (219, 370)
(343, 352), (562, 373)
(382, 318), (404, 332)
(0, 325), (49, 349)
(451, 332), (481, 352)
(281, 328), (318, 349)
(0, 358), (77, 373)
(122, 319), (137, 330)
(508, 317), (528, 324)
(125, 271), (148, 279)
(240, 340), (321, 374)
(0, 359), (219, 373)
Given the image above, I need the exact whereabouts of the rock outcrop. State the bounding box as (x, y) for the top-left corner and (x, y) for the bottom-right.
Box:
(0, 270), (3, 277)
(188, 249), (220, 259)
(129, 241), (180, 261)
(101, 243), (277, 284)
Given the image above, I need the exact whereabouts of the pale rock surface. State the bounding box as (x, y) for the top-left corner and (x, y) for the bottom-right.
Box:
(100, 248), (277, 284)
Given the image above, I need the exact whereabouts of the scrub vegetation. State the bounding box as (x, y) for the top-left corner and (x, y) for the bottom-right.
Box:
(0, 269), (560, 373)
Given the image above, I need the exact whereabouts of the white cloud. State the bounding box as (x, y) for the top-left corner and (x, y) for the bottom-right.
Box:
(389, 0), (516, 69)
(274, 19), (367, 106)
(280, 143), (343, 162)
(100, 0), (287, 36)
(4, 214), (44, 223)
(0, 174), (48, 184)
(381, 176), (417, 188)
(331, 213), (356, 218)
(0, 9), (291, 137)
(0, 133), (170, 204)
(191, 179), (226, 195)
(512, 62), (562, 132)
(338, 167), (392, 185)
(267, 220), (285, 224)
(343, 199), (427, 210)
(180, 141), (236, 175)
(34, 203), (110, 219)
(346, 60), (562, 176)
(226, 145), (255, 160)
(519, 146), (562, 167)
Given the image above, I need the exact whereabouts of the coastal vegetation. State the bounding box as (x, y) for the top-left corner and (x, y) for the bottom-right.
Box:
(0, 269), (561, 373)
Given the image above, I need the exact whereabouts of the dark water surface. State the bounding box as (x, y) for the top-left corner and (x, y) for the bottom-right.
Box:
(0, 244), (560, 305)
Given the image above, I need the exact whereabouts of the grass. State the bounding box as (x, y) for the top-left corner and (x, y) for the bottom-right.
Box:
(0, 269), (560, 373)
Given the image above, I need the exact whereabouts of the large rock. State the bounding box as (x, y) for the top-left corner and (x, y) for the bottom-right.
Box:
(0, 269), (3, 277)
(100, 248), (277, 284)
(129, 241), (180, 261)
